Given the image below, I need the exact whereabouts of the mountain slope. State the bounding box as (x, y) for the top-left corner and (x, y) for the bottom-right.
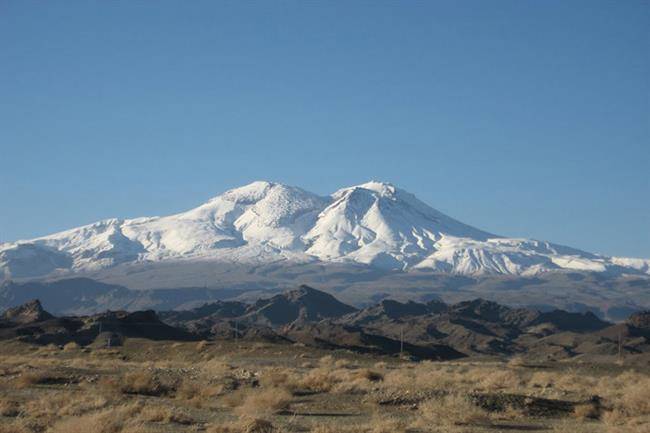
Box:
(1, 180), (648, 280)
(242, 285), (357, 326)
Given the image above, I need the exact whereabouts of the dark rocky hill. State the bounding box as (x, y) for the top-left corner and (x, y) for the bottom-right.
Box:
(241, 285), (357, 326)
(1, 287), (647, 362)
(1, 299), (53, 324)
(0, 303), (197, 346)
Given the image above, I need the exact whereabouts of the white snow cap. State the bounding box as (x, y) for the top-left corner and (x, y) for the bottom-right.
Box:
(0, 180), (647, 279)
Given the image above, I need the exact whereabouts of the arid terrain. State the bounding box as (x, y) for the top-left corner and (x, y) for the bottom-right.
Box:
(0, 338), (649, 433)
(0, 287), (648, 433)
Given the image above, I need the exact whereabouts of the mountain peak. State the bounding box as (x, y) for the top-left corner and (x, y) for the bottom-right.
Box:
(1, 299), (53, 324)
(350, 180), (397, 195)
(214, 180), (276, 204)
(245, 285), (357, 326)
(1, 181), (648, 280)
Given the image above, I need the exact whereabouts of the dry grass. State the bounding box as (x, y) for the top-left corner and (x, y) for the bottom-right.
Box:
(414, 393), (492, 428)
(206, 418), (277, 433)
(354, 369), (384, 382)
(100, 371), (172, 396)
(478, 369), (524, 390)
(62, 342), (80, 352)
(308, 412), (420, 433)
(614, 377), (650, 416)
(48, 411), (124, 433)
(2, 339), (649, 433)
(233, 388), (292, 417)
(24, 393), (109, 422)
(14, 371), (68, 388)
(507, 355), (527, 368)
(318, 355), (335, 366)
(258, 367), (299, 390)
(138, 405), (194, 424)
(299, 367), (341, 393)
(0, 398), (20, 417)
(573, 402), (600, 420)
(196, 340), (210, 352)
(199, 358), (233, 377)
(47, 403), (145, 433)
(0, 420), (32, 433)
(597, 372), (650, 427)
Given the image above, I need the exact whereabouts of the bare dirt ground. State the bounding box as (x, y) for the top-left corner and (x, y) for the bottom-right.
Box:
(0, 338), (648, 433)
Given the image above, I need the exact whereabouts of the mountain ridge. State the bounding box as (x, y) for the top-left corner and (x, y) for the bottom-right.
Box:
(4, 287), (640, 361)
(1, 180), (648, 280)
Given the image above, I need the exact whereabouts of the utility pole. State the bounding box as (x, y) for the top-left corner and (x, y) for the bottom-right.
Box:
(400, 327), (404, 357)
(99, 321), (110, 348)
(618, 330), (623, 362)
(234, 320), (238, 344)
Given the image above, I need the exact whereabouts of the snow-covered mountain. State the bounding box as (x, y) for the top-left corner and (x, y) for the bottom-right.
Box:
(1, 180), (648, 280)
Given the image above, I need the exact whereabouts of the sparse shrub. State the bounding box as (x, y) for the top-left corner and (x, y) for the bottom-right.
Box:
(0, 399), (20, 417)
(200, 359), (233, 377)
(334, 359), (351, 369)
(616, 378), (650, 416)
(318, 355), (335, 366)
(300, 367), (341, 393)
(258, 367), (294, 389)
(233, 388), (292, 417)
(47, 403), (143, 433)
(601, 408), (628, 426)
(573, 403), (600, 420)
(507, 356), (526, 368)
(36, 344), (60, 354)
(175, 380), (201, 400)
(15, 371), (68, 388)
(101, 371), (172, 396)
(138, 405), (194, 424)
(206, 418), (277, 433)
(25, 393), (109, 421)
(196, 340), (210, 352)
(415, 393), (491, 427)
(355, 369), (384, 382)
(479, 369), (522, 390)
(366, 413), (409, 433)
(48, 412), (122, 433)
(493, 404), (526, 421)
(175, 379), (222, 407)
(528, 371), (555, 389)
(62, 342), (80, 351)
(0, 419), (31, 433)
(305, 414), (408, 433)
(598, 373), (650, 427)
(241, 419), (275, 433)
(206, 425), (237, 433)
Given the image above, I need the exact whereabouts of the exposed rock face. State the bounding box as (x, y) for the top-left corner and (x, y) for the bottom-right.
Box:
(242, 285), (357, 326)
(0, 290), (647, 362)
(82, 310), (197, 342)
(0, 300), (196, 345)
(283, 322), (465, 361)
(159, 301), (247, 325)
(532, 310), (610, 333)
(1, 299), (53, 324)
(448, 299), (539, 328)
(335, 297), (614, 356)
(344, 299), (433, 325)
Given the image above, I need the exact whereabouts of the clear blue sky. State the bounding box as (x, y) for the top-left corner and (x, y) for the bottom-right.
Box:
(1, 1), (648, 258)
